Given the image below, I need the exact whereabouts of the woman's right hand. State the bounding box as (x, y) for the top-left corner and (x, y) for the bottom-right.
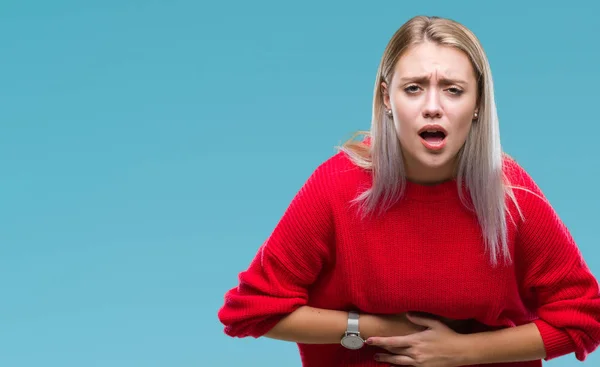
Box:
(361, 312), (471, 339)
(361, 313), (426, 339)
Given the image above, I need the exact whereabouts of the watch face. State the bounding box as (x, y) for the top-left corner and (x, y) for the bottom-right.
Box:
(341, 335), (364, 350)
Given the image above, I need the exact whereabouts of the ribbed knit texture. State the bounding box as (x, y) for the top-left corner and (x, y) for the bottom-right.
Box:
(218, 151), (600, 367)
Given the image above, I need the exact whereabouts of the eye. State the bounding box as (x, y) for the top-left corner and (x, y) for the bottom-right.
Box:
(404, 85), (421, 94)
(447, 87), (464, 96)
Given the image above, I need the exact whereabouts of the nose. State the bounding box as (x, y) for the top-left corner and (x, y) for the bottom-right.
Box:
(422, 89), (443, 119)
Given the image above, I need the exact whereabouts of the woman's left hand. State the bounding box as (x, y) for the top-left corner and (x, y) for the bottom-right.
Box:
(366, 313), (471, 367)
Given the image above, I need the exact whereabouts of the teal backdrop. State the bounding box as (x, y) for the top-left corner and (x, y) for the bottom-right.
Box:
(1, 0), (598, 366)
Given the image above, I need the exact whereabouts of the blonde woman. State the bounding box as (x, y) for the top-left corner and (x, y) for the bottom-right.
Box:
(217, 15), (600, 367)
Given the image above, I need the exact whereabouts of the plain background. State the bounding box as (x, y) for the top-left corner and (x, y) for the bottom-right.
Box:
(1, 0), (599, 366)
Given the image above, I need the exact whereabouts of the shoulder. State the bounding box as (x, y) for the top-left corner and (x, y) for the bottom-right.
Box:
(502, 154), (541, 192)
(300, 150), (370, 202)
(501, 153), (549, 208)
(502, 154), (529, 183)
(308, 150), (369, 186)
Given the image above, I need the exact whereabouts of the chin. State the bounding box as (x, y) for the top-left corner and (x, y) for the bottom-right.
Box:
(419, 149), (450, 162)
(401, 140), (459, 174)
(413, 149), (457, 170)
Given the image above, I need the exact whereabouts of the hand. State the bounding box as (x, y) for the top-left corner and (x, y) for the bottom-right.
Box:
(366, 312), (469, 367)
(362, 313), (427, 339)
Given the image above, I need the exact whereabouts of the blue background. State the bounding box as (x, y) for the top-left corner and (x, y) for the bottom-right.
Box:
(1, 0), (598, 366)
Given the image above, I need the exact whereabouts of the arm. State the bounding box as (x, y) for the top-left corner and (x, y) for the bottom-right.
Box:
(217, 159), (334, 338)
(366, 315), (545, 366)
(217, 155), (421, 342)
(265, 306), (425, 344)
(264, 306), (349, 343)
(370, 164), (600, 366)
(461, 323), (546, 364)
(501, 163), (600, 361)
(218, 155), (427, 343)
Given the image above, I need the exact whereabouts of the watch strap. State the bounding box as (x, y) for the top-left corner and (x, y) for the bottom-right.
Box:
(347, 311), (360, 334)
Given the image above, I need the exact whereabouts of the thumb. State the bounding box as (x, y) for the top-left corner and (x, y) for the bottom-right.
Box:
(406, 312), (442, 329)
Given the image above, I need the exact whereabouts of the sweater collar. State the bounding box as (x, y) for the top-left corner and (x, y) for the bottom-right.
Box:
(402, 178), (465, 202)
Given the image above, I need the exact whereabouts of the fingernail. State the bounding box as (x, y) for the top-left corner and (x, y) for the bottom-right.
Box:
(366, 338), (373, 344)
(373, 354), (381, 361)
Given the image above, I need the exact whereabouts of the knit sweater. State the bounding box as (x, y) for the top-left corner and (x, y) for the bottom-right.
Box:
(217, 150), (600, 367)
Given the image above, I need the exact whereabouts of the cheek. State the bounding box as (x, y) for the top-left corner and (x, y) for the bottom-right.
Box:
(393, 115), (417, 147)
(392, 104), (419, 139)
(452, 120), (473, 146)
(447, 107), (475, 139)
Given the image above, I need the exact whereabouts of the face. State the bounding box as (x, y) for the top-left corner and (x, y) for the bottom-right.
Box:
(382, 41), (479, 184)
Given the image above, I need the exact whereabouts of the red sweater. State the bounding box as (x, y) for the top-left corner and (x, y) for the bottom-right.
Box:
(217, 151), (600, 367)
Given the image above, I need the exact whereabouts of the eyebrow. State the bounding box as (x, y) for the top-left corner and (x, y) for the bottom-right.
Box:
(399, 75), (469, 86)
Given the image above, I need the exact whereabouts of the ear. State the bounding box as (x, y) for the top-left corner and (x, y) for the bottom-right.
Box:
(381, 82), (391, 110)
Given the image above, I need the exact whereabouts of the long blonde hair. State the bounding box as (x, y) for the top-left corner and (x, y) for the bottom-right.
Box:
(339, 15), (521, 266)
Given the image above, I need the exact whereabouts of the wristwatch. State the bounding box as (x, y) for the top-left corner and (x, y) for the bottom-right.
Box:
(340, 311), (365, 349)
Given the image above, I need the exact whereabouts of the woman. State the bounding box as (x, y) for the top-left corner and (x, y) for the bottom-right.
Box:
(217, 15), (600, 367)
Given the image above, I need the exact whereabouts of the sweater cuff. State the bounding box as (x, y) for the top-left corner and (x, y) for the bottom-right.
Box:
(533, 319), (576, 360)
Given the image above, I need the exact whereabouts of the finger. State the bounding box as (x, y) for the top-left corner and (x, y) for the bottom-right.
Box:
(367, 335), (413, 348)
(406, 312), (444, 329)
(374, 353), (415, 366)
(377, 344), (410, 354)
(388, 346), (411, 355)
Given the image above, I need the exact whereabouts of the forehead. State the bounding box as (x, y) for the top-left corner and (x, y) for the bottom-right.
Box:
(394, 42), (476, 82)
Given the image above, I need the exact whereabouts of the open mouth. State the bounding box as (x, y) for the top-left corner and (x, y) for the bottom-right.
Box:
(419, 130), (446, 144)
(418, 125), (447, 150)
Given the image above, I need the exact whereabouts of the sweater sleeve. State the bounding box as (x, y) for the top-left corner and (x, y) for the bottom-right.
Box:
(511, 164), (600, 361)
(217, 158), (335, 338)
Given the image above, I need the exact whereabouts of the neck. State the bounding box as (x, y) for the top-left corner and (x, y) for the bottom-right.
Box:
(403, 154), (458, 186)
(407, 176), (453, 186)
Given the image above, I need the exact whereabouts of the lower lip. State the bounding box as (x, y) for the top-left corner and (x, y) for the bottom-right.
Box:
(420, 137), (447, 151)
